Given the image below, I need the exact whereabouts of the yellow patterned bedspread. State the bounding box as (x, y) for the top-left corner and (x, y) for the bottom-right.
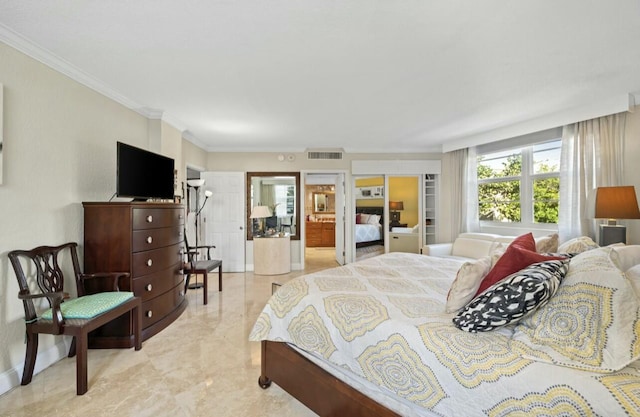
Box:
(249, 252), (640, 416)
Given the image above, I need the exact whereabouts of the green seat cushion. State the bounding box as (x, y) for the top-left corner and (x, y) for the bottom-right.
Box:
(41, 292), (134, 320)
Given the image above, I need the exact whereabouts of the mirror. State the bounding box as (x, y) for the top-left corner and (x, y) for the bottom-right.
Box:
(313, 192), (334, 214)
(247, 172), (300, 240)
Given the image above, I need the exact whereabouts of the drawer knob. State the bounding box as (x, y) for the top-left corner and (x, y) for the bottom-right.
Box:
(146, 236), (153, 244)
(146, 284), (153, 291)
(146, 259), (153, 267)
(146, 215), (153, 223)
(146, 310), (153, 318)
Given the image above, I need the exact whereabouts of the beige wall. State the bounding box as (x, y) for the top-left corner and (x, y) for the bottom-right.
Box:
(207, 151), (442, 172)
(0, 42), (181, 393)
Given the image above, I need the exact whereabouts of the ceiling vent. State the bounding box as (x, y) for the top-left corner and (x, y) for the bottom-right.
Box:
(306, 149), (344, 160)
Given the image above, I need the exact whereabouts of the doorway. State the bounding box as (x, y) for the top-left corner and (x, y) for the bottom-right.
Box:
(304, 173), (345, 267)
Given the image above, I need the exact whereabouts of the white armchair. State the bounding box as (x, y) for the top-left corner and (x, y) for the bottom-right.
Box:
(422, 233), (516, 260)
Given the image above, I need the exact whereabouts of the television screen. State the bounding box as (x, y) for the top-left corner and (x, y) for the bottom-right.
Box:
(117, 142), (175, 200)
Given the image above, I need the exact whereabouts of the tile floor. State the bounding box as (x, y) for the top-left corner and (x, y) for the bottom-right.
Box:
(0, 249), (339, 417)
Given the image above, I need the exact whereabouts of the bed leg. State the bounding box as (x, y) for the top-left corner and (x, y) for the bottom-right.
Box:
(259, 375), (272, 389)
(259, 340), (272, 389)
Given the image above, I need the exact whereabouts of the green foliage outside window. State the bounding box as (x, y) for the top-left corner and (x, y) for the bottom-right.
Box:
(478, 153), (559, 224)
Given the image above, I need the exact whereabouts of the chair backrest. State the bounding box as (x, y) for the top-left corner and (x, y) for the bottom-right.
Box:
(8, 242), (82, 322)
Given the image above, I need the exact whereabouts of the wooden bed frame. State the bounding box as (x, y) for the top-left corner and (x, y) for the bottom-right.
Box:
(259, 341), (399, 417)
(355, 206), (385, 248)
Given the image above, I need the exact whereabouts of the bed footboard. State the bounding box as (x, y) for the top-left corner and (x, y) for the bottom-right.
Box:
(259, 340), (398, 417)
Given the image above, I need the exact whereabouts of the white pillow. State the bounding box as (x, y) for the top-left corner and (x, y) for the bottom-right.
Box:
(557, 236), (599, 253)
(610, 245), (640, 271)
(625, 264), (640, 298)
(535, 233), (559, 253)
(445, 256), (492, 313)
(367, 214), (381, 225)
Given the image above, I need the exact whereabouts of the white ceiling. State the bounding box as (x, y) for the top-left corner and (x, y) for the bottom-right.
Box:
(1, 1), (639, 153)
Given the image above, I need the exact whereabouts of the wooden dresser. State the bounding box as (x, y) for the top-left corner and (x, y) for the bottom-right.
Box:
(83, 202), (187, 348)
(306, 221), (335, 247)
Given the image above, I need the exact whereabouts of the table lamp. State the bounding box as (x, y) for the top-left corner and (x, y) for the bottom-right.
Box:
(594, 186), (640, 245)
(389, 201), (404, 223)
(250, 205), (272, 236)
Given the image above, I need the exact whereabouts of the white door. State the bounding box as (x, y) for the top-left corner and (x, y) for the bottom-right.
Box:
(202, 171), (245, 272)
(334, 173), (346, 265)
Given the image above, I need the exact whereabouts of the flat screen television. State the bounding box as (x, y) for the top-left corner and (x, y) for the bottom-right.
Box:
(117, 141), (175, 200)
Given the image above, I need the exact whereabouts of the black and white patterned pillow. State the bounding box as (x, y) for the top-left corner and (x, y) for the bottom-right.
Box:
(453, 258), (570, 332)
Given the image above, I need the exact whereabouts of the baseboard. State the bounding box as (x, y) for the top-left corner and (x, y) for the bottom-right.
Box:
(0, 338), (70, 396)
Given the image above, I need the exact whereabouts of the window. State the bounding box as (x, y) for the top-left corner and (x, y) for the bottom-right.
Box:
(477, 140), (561, 225)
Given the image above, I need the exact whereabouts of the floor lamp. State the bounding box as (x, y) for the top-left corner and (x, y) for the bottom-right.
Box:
(187, 179), (213, 288)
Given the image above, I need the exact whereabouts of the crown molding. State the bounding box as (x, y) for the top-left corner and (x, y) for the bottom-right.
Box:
(182, 130), (211, 151)
(442, 93), (635, 153)
(0, 24), (150, 116)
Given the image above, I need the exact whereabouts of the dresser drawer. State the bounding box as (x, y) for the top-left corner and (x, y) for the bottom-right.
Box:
(141, 283), (185, 328)
(132, 244), (182, 277)
(132, 265), (184, 302)
(133, 226), (183, 252)
(133, 208), (184, 230)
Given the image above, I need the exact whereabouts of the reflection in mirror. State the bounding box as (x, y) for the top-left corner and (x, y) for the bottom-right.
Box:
(247, 172), (300, 240)
(313, 192), (334, 214)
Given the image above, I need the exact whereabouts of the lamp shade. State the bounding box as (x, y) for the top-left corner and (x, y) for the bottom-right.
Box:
(187, 179), (205, 187)
(204, 190), (213, 198)
(250, 205), (272, 219)
(389, 201), (404, 211)
(594, 186), (640, 220)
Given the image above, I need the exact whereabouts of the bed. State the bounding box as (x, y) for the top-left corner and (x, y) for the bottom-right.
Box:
(355, 206), (384, 248)
(250, 249), (640, 416)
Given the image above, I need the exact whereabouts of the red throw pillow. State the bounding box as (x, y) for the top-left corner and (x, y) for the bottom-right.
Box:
(475, 245), (566, 295)
(509, 232), (536, 251)
(355, 213), (362, 224)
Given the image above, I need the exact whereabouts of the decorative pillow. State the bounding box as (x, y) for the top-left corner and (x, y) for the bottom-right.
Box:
(510, 232), (537, 251)
(513, 246), (640, 372)
(609, 245), (640, 271)
(453, 259), (570, 332)
(535, 233), (559, 253)
(367, 214), (381, 225)
(445, 256), (492, 313)
(557, 236), (598, 254)
(359, 213), (371, 224)
(355, 213), (362, 224)
(626, 264), (640, 298)
(41, 292), (134, 320)
(489, 244), (506, 267)
(475, 245), (566, 296)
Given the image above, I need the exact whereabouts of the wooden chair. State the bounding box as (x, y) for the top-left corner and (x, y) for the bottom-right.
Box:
(8, 242), (142, 395)
(183, 229), (222, 305)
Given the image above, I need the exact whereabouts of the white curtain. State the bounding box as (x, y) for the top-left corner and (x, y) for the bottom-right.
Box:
(260, 184), (276, 209)
(441, 148), (472, 241)
(465, 146), (480, 233)
(559, 113), (626, 241)
(439, 147), (479, 241)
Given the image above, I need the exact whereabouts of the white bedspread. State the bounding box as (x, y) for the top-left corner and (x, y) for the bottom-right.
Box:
(250, 252), (640, 417)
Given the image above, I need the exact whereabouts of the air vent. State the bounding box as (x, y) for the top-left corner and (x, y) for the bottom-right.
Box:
(306, 149), (344, 160)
